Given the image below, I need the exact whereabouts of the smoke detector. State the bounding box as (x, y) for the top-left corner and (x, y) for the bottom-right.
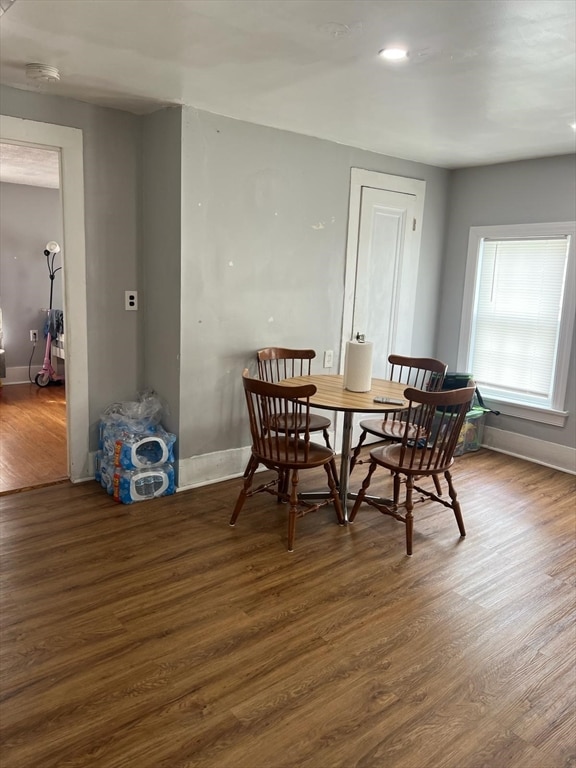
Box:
(25, 63), (60, 83)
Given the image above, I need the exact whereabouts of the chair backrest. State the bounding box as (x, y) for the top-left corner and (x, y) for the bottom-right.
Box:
(257, 348), (316, 383)
(397, 385), (476, 472)
(388, 354), (448, 391)
(241, 369), (316, 465)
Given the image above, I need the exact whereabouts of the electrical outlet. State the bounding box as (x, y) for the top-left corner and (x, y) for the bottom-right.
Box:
(125, 290), (138, 311)
(323, 349), (334, 368)
(29, 330), (38, 342)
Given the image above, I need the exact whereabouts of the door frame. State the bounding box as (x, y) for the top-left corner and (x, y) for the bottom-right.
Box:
(0, 115), (89, 482)
(341, 168), (426, 370)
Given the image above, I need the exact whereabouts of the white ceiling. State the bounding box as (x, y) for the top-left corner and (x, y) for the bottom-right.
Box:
(0, 0), (575, 174)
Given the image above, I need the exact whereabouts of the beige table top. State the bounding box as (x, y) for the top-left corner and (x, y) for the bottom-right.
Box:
(280, 374), (408, 413)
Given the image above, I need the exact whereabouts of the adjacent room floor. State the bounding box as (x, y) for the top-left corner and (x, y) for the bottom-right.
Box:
(0, 382), (67, 494)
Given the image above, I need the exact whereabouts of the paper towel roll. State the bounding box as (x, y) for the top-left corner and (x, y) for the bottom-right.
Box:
(344, 340), (374, 392)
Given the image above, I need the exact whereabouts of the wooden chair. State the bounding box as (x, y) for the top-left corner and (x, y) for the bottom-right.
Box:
(257, 348), (332, 448)
(350, 354), (447, 475)
(349, 385), (475, 555)
(230, 370), (345, 552)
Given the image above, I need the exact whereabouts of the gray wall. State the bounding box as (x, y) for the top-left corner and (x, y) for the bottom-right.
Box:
(439, 154), (576, 448)
(0, 181), (62, 369)
(141, 108), (182, 449)
(0, 85), (142, 442)
(178, 107), (450, 457)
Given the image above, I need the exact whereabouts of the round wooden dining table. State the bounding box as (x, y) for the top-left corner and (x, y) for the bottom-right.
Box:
(279, 374), (408, 515)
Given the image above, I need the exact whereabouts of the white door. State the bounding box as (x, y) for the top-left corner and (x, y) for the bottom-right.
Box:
(354, 186), (417, 376)
(339, 169), (426, 445)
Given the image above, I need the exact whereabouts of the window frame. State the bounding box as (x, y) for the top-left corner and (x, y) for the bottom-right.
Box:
(457, 222), (576, 427)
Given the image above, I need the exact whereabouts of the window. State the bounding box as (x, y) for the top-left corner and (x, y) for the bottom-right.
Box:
(458, 222), (575, 426)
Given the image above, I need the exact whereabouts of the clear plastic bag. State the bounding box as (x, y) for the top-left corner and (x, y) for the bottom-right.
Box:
(100, 390), (167, 435)
(97, 391), (176, 487)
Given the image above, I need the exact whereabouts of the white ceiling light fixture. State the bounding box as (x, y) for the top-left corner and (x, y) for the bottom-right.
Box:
(379, 47), (409, 62)
(25, 63), (61, 83)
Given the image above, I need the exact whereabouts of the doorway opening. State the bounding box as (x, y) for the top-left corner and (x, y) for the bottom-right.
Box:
(0, 142), (67, 493)
(0, 115), (89, 488)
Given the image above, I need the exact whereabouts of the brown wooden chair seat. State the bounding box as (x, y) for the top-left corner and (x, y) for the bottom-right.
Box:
(267, 411), (331, 436)
(230, 370), (344, 552)
(354, 416), (427, 443)
(257, 347), (332, 449)
(349, 384), (476, 555)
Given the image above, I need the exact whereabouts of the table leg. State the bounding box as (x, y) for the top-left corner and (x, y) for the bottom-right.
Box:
(339, 411), (353, 516)
(297, 411), (367, 522)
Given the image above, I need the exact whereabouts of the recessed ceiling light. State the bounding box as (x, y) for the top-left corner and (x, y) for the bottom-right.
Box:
(570, 122), (576, 132)
(379, 47), (409, 62)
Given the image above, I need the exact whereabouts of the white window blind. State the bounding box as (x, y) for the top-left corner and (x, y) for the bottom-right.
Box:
(471, 236), (570, 404)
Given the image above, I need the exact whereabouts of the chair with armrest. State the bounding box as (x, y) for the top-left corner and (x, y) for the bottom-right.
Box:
(230, 369), (344, 552)
(349, 355), (448, 479)
(257, 347), (332, 449)
(349, 384), (476, 555)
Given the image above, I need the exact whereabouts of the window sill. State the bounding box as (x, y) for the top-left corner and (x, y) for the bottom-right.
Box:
(483, 397), (568, 427)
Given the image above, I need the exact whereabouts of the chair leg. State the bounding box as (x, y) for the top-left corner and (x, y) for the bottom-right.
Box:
(405, 475), (414, 556)
(322, 428), (332, 450)
(432, 474), (443, 496)
(328, 457), (340, 489)
(230, 457), (258, 526)
(393, 473), (402, 505)
(242, 453), (258, 478)
(349, 429), (368, 473)
(445, 470), (466, 537)
(348, 461), (377, 522)
(277, 468), (290, 501)
(323, 463), (345, 525)
(287, 470), (300, 552)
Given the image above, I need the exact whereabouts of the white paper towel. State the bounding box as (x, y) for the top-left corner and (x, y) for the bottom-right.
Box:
(343, 339), (374, 392)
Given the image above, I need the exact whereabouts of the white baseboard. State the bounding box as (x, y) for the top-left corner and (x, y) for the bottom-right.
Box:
(2, 365), (41, 385)
(177, 446), (254, 491)
(482, 425), (575, 475)
(179, 428), (575, 488)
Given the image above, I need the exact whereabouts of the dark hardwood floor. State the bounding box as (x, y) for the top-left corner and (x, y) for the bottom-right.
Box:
(0, 382), (67, 495)
(0, 449), (574, 767)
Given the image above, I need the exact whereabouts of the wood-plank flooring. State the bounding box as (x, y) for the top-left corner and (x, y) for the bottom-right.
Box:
(0, 450), (574, 767)
(0, 383), (67, 494)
